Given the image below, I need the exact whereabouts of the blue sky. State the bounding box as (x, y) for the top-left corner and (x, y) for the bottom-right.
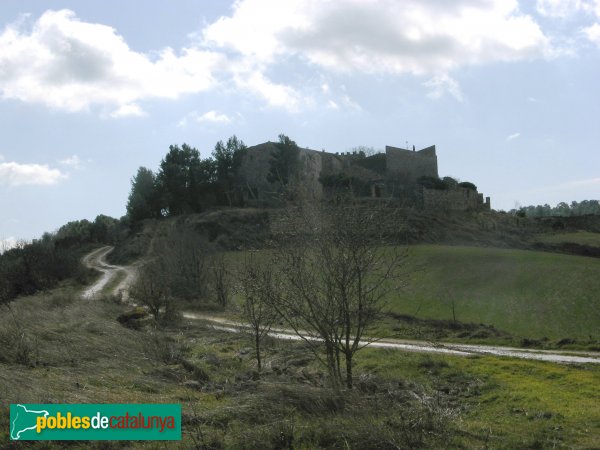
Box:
(1, 0), (599, 244)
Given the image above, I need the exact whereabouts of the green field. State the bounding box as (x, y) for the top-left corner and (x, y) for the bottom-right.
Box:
(389, 245), (600, 340)
(1, 287), (599, 449)
(223, 244), (600, 342)
(535, 231), (600, 247)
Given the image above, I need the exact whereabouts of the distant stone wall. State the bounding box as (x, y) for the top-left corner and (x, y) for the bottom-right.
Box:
(423, 187), (489, 211)
(239, 143), (332, 201)
(385, 145), (438, 182)
(237, 141), (492, 210)
(238, 142), (277, 200)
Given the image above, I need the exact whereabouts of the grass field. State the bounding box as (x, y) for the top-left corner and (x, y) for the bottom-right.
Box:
(535, 231), (600, 247)
(1, 286), (599, 449)
(389, 245), (600, 341)
(222, 245), (600, 343)
(357, 349), (600, 449)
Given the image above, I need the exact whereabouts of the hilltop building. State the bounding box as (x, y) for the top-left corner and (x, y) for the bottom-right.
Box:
(238, 141), (490, 211)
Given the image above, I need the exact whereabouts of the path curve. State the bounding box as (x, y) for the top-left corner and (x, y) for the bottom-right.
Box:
(81, 248), (600, 364)
(182, 312), (600, 364)
(81, 246), (137, 299)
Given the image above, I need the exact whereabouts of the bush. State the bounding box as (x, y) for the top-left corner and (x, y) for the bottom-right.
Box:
(458, 181), (477, 191)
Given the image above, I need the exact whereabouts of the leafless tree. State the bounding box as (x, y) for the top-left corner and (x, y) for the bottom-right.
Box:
(211, 253), (229, 308)
(238, 252), (278, 372)
(155, 228), (212, 301)
(270, 198), (409, 388)
(129, 261), (172, 321)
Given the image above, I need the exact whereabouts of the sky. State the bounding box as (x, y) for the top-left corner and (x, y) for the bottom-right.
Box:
(1, 0), (599, 244)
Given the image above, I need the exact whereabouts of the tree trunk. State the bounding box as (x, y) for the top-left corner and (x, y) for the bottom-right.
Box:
(345, 353), (353, 389)
(255, 332), (262, 372)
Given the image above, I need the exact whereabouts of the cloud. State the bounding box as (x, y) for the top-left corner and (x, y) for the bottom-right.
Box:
(423, 74), (464, 102)
(0, 3), (570, 115)
(0, 161), (66, 186)
(177, 110), (232, 127)
(536, 0), (585, 17)
(197, 110), (231, 123)
(0, 236), (18, 253)
(59, 154), (82, 169)
(204, 0), (553, 76)
(583, 22), (600, 45)
(232, 69), (304, 111)
(0, 9), (225, 116)
(178, 110), (232, 127)
(536, 0), (600, 18)
(506, 132), (521, 141)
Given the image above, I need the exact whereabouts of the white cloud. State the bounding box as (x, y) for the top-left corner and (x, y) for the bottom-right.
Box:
(327, 100), (339, 110)
(506, 132), (521, 141)
(536, 0), (600, 18)
(536, 0), (585, 17)
(59, 154), (82, 168)
(197, 110), (231, 123)
(233, 69), (303, 111)
(0, 9), (225, 116)
(178, 110), (232, 127)
(423, 74), (465, 102)
(204, 0), (553, 76)
(583, 22), (600, 45)
(0, 236), (18, 253)
(0, 161), (66, 186)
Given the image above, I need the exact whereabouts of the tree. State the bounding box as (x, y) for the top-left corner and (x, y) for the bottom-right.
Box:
(156, 228), (212, 301)
(210, 253), (229, 308)
(270, 200), (408, 388)
(238, 253), (277, 373)
(129, 261), (172, 322)
(126, 167), (158, 222)
(213, 135), (247, 205)
(156, 144), (206, 215)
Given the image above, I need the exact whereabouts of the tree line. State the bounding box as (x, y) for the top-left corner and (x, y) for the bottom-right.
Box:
(126, 134), (306, 223)
(0, 215), (125, 306)
(511, 200), (600, 218)
(126, 136), (248, 222)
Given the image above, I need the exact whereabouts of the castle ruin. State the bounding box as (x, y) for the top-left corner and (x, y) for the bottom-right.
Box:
(238, 141), (490, 211)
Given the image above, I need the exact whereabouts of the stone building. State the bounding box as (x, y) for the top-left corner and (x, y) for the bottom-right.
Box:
(238, 141), (490, 211)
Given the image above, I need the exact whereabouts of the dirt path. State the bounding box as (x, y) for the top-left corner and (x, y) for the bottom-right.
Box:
(81, 246), (137, 300)
(81, 247), (600, 364)
(182, 312), (600, 364)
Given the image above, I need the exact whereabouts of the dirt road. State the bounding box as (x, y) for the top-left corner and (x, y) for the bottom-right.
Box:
(82, 247), (600, 364)
(81, 246), (136, 300)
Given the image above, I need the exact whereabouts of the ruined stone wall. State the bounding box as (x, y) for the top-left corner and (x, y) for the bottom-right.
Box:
(238, 142), (277, 200)
(298, 149), (324, 198)
(385, 145), (438, 182)
(238, 143), (331, 201)
(423, 187), (486, 211)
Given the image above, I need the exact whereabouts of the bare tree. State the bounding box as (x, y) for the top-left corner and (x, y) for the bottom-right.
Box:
(238, 252), (278, 373)
(271, 199), (408, 388)
(156, 228), (212, 301)
(129, 261), (172, 321)
(211, 253), (229, 308)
